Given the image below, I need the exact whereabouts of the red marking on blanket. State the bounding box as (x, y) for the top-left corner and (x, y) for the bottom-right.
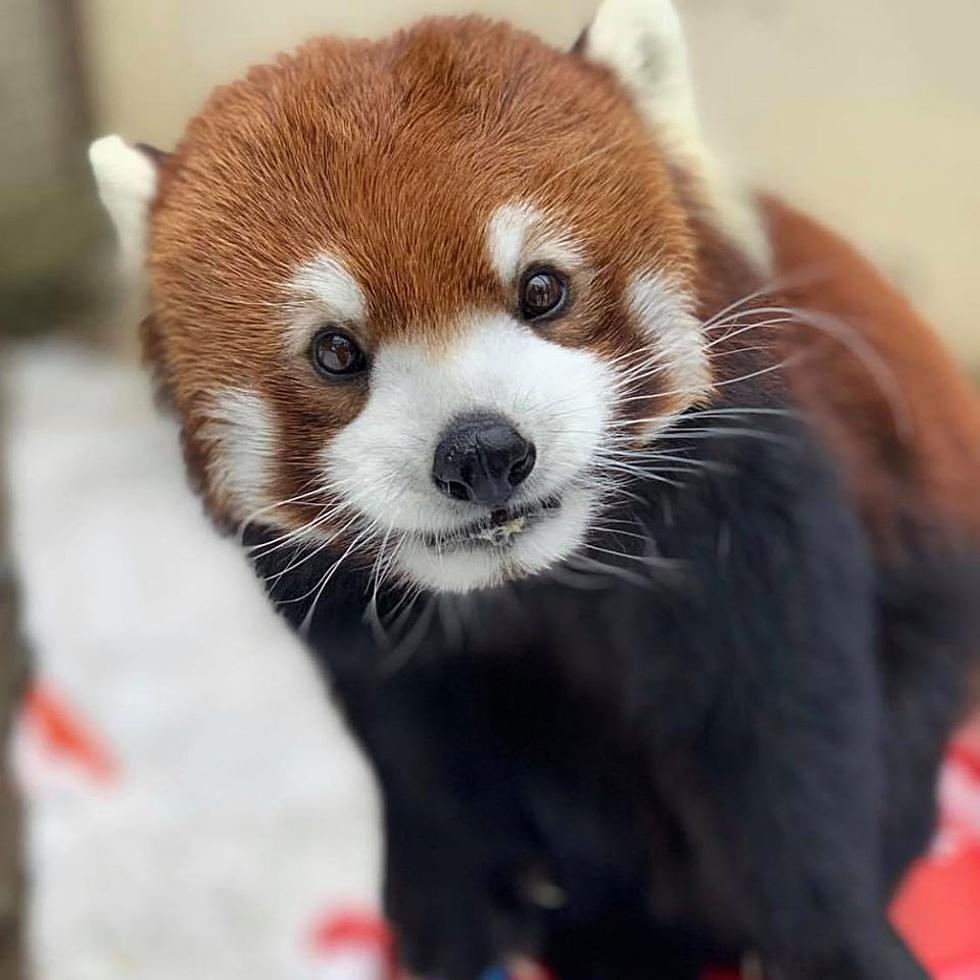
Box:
(21, 682), (118, 784)
(893, 724), (980, 980)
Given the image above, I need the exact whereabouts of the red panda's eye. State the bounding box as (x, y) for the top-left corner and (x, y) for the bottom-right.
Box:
(311, 329), (368, 379)
(519, 268), (569, 323)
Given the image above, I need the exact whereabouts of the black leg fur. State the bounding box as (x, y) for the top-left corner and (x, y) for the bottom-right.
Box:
(250, 393), (976, 979)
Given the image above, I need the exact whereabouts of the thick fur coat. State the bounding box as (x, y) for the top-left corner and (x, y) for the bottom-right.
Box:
(89, 3), (980, 976)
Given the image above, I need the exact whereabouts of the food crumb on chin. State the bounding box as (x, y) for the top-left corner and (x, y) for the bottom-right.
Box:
(471, 515), (528, 547)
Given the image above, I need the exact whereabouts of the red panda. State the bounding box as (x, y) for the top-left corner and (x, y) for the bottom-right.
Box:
(89, 1), (979, 977)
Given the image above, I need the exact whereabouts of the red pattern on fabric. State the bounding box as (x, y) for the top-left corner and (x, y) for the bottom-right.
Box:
(21, 682), (118, 784)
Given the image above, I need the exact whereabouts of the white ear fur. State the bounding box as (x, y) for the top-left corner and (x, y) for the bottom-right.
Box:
(582, 0), (771, 271)
(88, 135), (160, 273)
(585, 0), (700, 163)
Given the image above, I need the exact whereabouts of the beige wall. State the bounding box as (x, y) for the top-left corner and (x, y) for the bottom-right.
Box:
(78, 1), (595, 145)
(79, 1), (979, 366)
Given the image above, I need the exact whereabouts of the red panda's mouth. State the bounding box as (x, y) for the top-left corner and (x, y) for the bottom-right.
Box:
(420, 494), (562, 552)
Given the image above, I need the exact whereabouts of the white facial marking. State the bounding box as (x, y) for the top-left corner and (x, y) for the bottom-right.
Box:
(200, 387), (277, 517)
(88, 135), (159, 272)
(487, 204), (539, 284)
(486, 203), (586, 287)
(323, 316), (616, 593)
(628, 273), (711, 415)
(584, 0), (772, 271)
(283, 254), (367, 354)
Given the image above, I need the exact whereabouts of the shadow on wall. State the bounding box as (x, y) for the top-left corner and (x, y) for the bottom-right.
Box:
(0, 0), (109, 342)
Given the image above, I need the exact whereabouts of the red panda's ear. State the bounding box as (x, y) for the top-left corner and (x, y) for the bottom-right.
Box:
(88, 135), (168, 274)
(578, 0), (771, 272)
(577, 0), (699, 158)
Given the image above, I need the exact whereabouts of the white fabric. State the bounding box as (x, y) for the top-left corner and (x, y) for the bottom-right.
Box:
(4, 344), (382, 980)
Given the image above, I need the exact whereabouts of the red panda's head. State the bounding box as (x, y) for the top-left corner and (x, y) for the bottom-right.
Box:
(90, 0), (770, 593)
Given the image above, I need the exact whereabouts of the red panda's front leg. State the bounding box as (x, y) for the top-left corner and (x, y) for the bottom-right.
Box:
(382, 817), (525, 979)
(650, 528), (928, 978)
(687, 741), (927, 980)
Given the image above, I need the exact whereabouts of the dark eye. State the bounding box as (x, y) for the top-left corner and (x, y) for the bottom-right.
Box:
(310, 329), (368, 379)
(519, 268), (569, 322)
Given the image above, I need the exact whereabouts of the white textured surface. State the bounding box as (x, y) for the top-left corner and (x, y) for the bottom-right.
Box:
(3, 344), (381, 980)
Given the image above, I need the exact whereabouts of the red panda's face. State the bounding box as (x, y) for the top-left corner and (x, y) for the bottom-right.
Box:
(93, 7), (769, 593)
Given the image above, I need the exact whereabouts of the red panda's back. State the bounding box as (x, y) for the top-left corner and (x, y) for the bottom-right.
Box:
(764, 198), (980, 553)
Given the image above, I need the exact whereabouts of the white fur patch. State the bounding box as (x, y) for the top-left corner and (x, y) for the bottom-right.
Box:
(200, 388), (277, 517)
(587, 0), (698, 160)
(323, 316), (616, 592)
(486, 203), (586, 286)
(628, 273), (711, 416)
(487, 204), (539, 284)
(583, 0), (771, 271)
(88, 135), (159, 272)
(283, 254), (367, 354)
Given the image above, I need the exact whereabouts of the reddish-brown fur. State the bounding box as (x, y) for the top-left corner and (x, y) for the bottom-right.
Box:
(766, 199), (980, 553)
(143, 15), (979, 561)
(146, 17), (695, 524)
(126, 17), (980, 971)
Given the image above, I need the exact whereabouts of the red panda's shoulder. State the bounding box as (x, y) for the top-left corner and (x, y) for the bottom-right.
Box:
(761, 197), (980, 549)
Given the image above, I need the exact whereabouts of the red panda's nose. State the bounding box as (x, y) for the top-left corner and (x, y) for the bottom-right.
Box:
(432, 414), (536, 508)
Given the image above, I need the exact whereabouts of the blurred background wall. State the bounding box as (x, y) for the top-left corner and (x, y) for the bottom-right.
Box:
(1, 0), (978, 358)
(0, 0), (101, 339)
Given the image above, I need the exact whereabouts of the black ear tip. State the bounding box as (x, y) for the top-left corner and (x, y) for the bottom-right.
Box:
(571, 26), (591, 55)
(134, 143), (171, 167)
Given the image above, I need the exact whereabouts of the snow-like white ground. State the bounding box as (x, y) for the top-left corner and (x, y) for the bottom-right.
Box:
(4, 344), (382, 980)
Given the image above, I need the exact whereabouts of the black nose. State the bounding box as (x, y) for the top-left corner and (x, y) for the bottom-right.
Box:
(432, 414), (536, 507)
